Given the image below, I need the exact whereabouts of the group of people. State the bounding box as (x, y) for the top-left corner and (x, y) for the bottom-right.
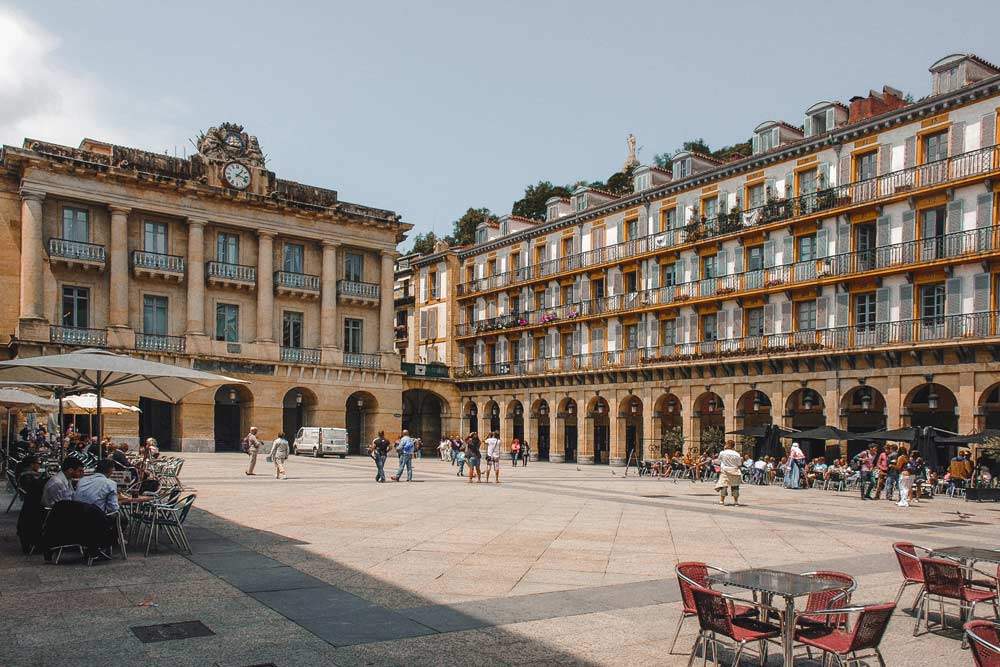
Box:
(243, 426), (290, 479)
(436, 433), (531, 469)
(364, 430), (530, 484)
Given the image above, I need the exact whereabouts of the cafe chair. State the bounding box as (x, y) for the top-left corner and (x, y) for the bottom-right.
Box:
(965, 619), (1000, 667)
(915, 557), (998, 647)
(797, 571), (857, 629)
(687, 586), (782, 667)
(672, 562), (755, 654)
(892, 542), (932, 610)
(793, 602), (895, 667)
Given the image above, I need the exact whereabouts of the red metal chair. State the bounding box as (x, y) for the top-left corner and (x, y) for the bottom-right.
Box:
(688, 586), (782, 667)
(797, 570), (857, 628)
(892, 541), (931, 610)
(671, 562), (754, 654)
(794, 602), (895, 667)
(915, 557), (998, 647)
(966, 620), (1000, 667)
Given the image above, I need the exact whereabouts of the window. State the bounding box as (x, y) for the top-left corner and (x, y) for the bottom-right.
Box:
(855, 151), (877, 182)
(923, 131), (948, 163)
(142, 295), (168, 335)
(798, 169), (817, 196)
(592, 277), (606, 300)
(661, 264), (676, 287)
(625, 324), (639, 348)
(748, 183), (765, 209)
(702, 255), (718, 279)
(486, 259), (496, 276)
(61, 207), (89, 242)
(215, 303), (239, 342)
(625, 218), (639, 240)
(921, 206), (946, 239)
(625, 271), (637, 293)
(661, 319), (676, 346)
(547, 204), (559, 220)
(500, 219), (509, 236)
(283, 311), (303, 348)
(510, 294), (520, 314)
(216, 233), (239, 264)
(143, 221), (167, 254)
(575, 194), (588, 212)
(857, 223), (875, 252)
(344, 318), (363, 353)
(61, 286), (89, 328)
(429, 271), (439, 299)
(810, 112), (828, 135)
(590, 327), (605, 352)
(920, 283), (945, 324)
(674, 158), (690, 178)
(592, 226), (606, 248)
(475, 227), (487, 244)
(283, 243), (304, 273)
(661, 208), (677, 232)
(747, 245), (764, 271)
(344, 252), (364, 282)
(635, 173), (649, 191)
(797, 234), (816, 262)
(746, 307), (764, 337)
(855, 293), (876, 331)
(702, 197), (717, 220)
(510, 339), (520, 363)
(702, 313), (718, 342)
(797, 300), (817, 331)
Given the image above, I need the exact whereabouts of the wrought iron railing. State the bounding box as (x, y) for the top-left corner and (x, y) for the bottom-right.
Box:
(274, 270), (320, 291)
(132, 250), (185, 273)
(136, 333), (185, 353)
(281, 346), (321, 364)
(344, 352), (382, 369)
(455, 144), (999, 297)
(48, 238), (106, 263)
(207, 261), (256, 283)
(50, 325), (107, 347)
(337, 280), (380, 299)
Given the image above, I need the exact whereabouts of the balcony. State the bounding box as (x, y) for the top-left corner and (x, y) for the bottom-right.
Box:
(394, 283), (414, 306)
(48, 238), (106, 271)
(132, 250), (185, 281)
(455, 144), (1000, 299)
(401, 361), (449, 378)
(274, 271), (320, 299)
(50, 325), (107, 347)
(280, 346), (321, 365)
(337, 280), (380, 306)
(207, 261), (256, 289)
(344, 352), (381, 369)
(456, 311), (1000, 379)
(136, 333), (186, 353)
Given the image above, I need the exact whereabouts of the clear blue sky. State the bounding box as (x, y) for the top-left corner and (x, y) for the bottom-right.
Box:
(3, 1), (999, 249)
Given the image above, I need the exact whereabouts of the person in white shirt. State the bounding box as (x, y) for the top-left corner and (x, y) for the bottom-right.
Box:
(438, 437), (451, 461)
(72, 460), (121, 514)
(714, 440), (744, 506)
(42, 458), (85, 507)
(484, 431), (502, 484)
(752, 458), (767, 485)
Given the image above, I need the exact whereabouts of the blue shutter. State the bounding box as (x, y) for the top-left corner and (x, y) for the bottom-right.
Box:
(876, 215), (891, 247)
(901, 210), (915, 243)
(783, 236), (795, 265)
(876, 287), (890, 323)
(973, 273), (990, 312)
(946, 200), (964, 235)
(816, 229), (829, 258)
(898, 284), (913, 321)
(835, 293), (850, 327)
(946, 277), (963, 316)
(763, 241), (775, 268)
(904, 136), (916, 169)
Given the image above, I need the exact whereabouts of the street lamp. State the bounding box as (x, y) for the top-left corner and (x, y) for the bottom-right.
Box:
(803, 391), (815, 410)
(295, 391), (303, 406)
(752, 393), (762, 413)
(228, 388), (237, 402)
(667, 399), (676, 414)
(567, 403), (575, 415)
(860, 389), (872, 412)
(540, 404), (549, 416)
(707, 397), (717, 413)
(927, 388), (939, 410)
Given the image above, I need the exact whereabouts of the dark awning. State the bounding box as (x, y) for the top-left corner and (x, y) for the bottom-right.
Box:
(783, 425), (865, 441)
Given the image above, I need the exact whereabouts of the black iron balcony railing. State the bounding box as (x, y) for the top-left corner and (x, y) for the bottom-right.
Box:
(132, 250), (185, 274)
(337, 280), (380, 299)
(136, 333), (186, 353)
(455, 312), (999, 379)
(455, 224), (1000, 338)
(344, 352), (381, 369)
(274, 270), (320, 291)
(280, 346), (321, 364)
(50, 325), (107, 347)
(207, 261), (256, 283)
(48, 238), (106, 263)
(455, 144), (999, 297)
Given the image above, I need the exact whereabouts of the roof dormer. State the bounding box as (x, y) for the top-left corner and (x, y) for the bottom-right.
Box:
(803, 102), (848, 137)
(545, 197), (572, 222)
(752, 121), (804, 155)
(571, 186), (615, 213)
(930, 53), (1000, 96)
(671, 151), (719, 179)
(632, 164), (672, 192)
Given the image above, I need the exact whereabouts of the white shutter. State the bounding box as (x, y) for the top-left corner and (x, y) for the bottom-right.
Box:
(763, 304), (775, 335)
(783, 236), (794, 265)
(946, 277), (964, 316)
(982, 112), (997, 149)
(816, 229), (829, 258)
(949, 121), (966, 156)
(876, 215), (891, 247)
(946, 200), (964, 235)
(835, 293), (850, 328)
(898, 285), (913, 321)
(780, 302), (792, 333)
(973, 273), (990, 312)
(876, 287), (890, 323)
(901, 210), (915, 243)
(816, 296), (829, 329)
(419, 311), (428, 339)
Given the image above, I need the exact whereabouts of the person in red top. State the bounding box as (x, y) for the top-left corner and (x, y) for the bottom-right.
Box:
(874, 446), (889, 499)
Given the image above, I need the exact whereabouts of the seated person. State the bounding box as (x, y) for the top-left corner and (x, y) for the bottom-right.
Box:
(42, 457), (85, 507)
(15, 454), (42, 486)
(110, 442), (138, 481)
(73, 460), (122, 514)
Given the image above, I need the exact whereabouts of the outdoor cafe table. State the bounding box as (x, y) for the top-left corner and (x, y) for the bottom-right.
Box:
(708, 567), (846, 666)
(931, 546), (1000, 566)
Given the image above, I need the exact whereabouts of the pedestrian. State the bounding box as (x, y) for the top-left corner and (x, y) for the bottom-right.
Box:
(270, 431), (289, 479)
(414, 437), (423, 459)
(455, 448), (466, 476)
(485, 431), (502, 484)
(785, 442), (805, 488)
(439, 436), (451, 461)
(450, 436), (462, 465)
(874, 444), (891, 499)
(947, 448), (974, 495)
(520, 439), (530, 466)
(465, 431), (482, 483)
(510, 438), (521, 465)
(244, 426), (262, 476)
(371, 430), (390, 482)
(858, 444), (878, 499)
(391, 429), (415, 482)
(715, 440), (744, 506)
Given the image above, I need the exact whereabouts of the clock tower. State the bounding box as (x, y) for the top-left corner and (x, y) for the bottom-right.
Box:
(195, 122), (271, 196)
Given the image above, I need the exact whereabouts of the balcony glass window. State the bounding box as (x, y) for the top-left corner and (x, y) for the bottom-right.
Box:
(661, 319), (676, 346)
(797, 300), (817, 331)
(61, 286), (89, 328)
(217, 233), (239, 264)
(625, 271), (637, 293)
(592, 226), (605, 249)
(475, 227), (487, 244)
(857, 223), (875, 253)
(283, 243), (304, 273)
(662, 208), (677, 231)
(510, 340), (520, 362)
(747, 246), (764, 271)
(62, 207), (89, 242)
(702, 198), (717, 220)
(590, 327), (605, 352)
(510, 295), (520, 314)
(923, 131), (948, 163)
(855, 293), (876, 331)
(143, 221), (167, 254)
(855, 151), (877, 181)
(575, 195), (587, 212)
(625, 324), (638, 348)
(920, 283), (945, 324)
(702, 314), (718, 342)
(797, 234), (816, 262)
(810, 112), (827, 135)
(702, 255), (717, 279)
(429, 271), (439, 299)
(798, 170), (817, 196)
(283, 311), (303, 348)
(625, 218), (638, 240)
(748, 183), (765, 209)
(345, 252), (364, 282)
(921, 207), (946, 239)
(143, 295), (168, 335)
(746, 307), (764, 337)
(215, 303), (239, 342)
(344, 318), (363, 353)
(592, 278), (605, 300)
(661, 264), (676, 287)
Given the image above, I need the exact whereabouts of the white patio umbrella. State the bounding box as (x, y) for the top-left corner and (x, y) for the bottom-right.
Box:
(0, 349), (246, 456)
(0, 388), (59, 470)
(1, 381), (79, 460)
(63, 393), (141, 441)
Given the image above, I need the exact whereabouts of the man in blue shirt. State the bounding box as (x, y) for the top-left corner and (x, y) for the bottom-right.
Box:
(72, 460), (121, 514)
(391, 430), (415, 482)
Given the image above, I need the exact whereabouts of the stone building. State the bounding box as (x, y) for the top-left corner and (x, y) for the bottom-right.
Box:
(412, 53), (1000, 465)
(0, 123), (408, 451)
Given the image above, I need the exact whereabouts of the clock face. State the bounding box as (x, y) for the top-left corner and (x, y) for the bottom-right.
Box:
(224, 132), (245, 152)
(223, 162), (251, 190)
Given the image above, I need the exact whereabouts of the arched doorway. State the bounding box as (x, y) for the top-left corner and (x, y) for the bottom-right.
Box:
(589, 396), (611, 464)
(531, 399), (550, 460)
(508, 400), (525, 442)
(484, 399), (501, 434)
(653, 393), (682, 459)
(464, 400), (479, 435)
(139, 397), (174, 451)
(558, 397), (577, 463)
(282, 387), (317, 440)
(403, 389), (446, 446)
(979, 384), (1000, 430)
(693, 392), (724, 453)
(785, 388), (826, 459)
(214, 385), (252, 452)
(346, 392), (377, 455)
(736, 389), (772, 458)
(619, 395), (643, 463)
(842, 385), (887, 459)
(906, 382), (959, 463)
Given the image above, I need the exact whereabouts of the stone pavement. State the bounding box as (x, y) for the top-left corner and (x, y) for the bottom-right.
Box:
(1, 452), (998, 666)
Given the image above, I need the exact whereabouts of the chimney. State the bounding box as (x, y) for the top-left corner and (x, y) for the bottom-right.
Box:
(848, 85), (908, 124)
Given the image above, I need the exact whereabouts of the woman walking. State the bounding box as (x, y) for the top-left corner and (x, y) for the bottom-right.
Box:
(510, 438), (521, 466)
(271, 432), (290, 480)
(520, 439), (530, 466)
(465, 432), (482, 483)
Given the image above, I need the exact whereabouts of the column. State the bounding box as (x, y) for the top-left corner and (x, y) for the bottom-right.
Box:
(19, 189), (45, 321)
(610, 391), (626, 466)
(550, 392), (566, 463)
(256, 230), (274, 343)
(379, 250), (395, 353)
(108, 205), (131, 328)
(578, 391), (595, 464)
(321, 241), (339, 349)
(185, 219), (206, 335)
(958, 370), (976, 434)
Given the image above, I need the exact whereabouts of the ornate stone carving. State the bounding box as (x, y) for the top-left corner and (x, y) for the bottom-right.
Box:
(196, 122), (265, 167)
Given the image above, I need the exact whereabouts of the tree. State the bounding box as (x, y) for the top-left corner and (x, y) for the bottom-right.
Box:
(410, 231), (438, 255)
(653, 152), (672, 168)
(603, 163), (636, 196)
(682, 138), (711, 154)
(512, 181), (572, 220)
(447, 207), (497, 246)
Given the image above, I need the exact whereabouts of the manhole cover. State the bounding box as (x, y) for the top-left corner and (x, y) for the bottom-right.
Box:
(131, 620), (215, 643)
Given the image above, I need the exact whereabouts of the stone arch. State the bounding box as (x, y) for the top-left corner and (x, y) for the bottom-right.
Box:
(618, 394), (643, 464)
(556, 397), (578, 463)
(530, 398), (550, 460)
(840, 385), (887, 459)
(693, 391), (724, 452)
(213, 384), (254, 452)
(281, 387), (318, 440)
(978, 383), (1000, 430)
(346, 391), (378, 455)
(736, 389), (772, 426)
(483, 399), (501, 434)
(586, 395), (611, 464)
(652, 393), (682, 458)
(904, 382), (958, 432)
(463, 399), (480, 435)
(402, 388), (449, 447)
(785, 387), (826, 458)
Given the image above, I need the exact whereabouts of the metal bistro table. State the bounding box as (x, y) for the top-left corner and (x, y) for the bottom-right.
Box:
(931, 545), (1000, 566)
(709, 568), (846, 666)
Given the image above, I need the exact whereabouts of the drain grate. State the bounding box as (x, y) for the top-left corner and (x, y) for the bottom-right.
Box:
(131, 620), (215, 643)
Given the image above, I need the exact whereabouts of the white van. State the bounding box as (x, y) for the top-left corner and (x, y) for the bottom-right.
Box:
(292, 427), (348, 458)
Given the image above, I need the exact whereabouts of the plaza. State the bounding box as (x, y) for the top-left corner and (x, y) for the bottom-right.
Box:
(1, 453), (994, 665)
